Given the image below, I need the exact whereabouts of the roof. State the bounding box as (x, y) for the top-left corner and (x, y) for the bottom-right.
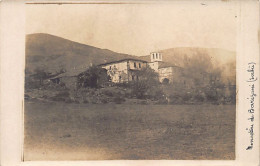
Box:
(49, 68), (87, 79)
(98, 58), (148, 66)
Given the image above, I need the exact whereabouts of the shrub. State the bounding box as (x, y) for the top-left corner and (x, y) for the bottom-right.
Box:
(169, 95), (183, 104)
(130, 66), (161, 99)
(77, 66), (110, 88)
(113, 96), (126, 104)
(50, 91), (70, 101)
(65, 98), (73, 103)
(146, 88), (164, 100)
(182, 92), (192, 102)
(155, 98), (168, 105)
(102, 89), (114, 97)
(140, 100), (148, 105)
(83, 100), (89, 103)
(101, 97), (109, 104)
(192, 92), (205, 102)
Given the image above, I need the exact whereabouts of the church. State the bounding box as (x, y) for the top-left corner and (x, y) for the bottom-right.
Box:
(99, 52), (184, 83)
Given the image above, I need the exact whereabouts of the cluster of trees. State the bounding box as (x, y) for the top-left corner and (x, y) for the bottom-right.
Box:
(25, 66), (66, 89)
(130, 67), (162, 99)
(25, 68), (50, 89)
(67, 59), (236, 104)
(25, 54), (236, 104)
(77, 66), (111, 88)
(76, 65), (163, 100)
(164, 54), (236, 104)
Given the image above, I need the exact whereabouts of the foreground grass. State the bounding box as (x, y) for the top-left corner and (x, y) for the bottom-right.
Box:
(24, 101), (235, 160)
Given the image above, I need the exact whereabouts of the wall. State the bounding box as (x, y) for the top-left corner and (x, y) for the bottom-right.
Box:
(148, 62), (159, 72)
(102, 61), (129, 83)
(158, 66), (188, 86)
(128, 60), (147, 70)
(158, 67), (174, 83)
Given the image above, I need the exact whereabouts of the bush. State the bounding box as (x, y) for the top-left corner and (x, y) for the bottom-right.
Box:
(168, 95), (183, 104)
(101, 98), (109, 104)
(146, 88), (164, 100)
(65, 98), (73, 103)
(182, 92), (192, 102)
(130, 66), (161, 99)
(50, 91), (70, 101)
(116, 82), (130, 88)
(83, 99), (89, 103)
(77, 66), (110, 88)
(102, 89), (114, 97)
(155, 98), (168, 105)
(130, 81), (149, 99)
(192, 92), (205, 102)
(113, 96), (126, 104)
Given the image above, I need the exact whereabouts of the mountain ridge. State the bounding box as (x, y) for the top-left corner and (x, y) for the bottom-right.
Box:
(26, 33), (139, 73)
(26, 33), (236, 76)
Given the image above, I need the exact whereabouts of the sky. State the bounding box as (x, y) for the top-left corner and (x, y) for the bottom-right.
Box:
(26, 1), (238, 56)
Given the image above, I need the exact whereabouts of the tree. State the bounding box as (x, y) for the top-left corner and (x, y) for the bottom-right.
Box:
(33, 67), (49, 86)
(77, 66), (110, 88)
(183, 53), (214, 87)
(131, 66), (161, 99)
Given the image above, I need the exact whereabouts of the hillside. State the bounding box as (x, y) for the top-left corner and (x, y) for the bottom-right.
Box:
(26, 33), (136, 73)
(26, 33), (236, 80)
(140, 47), (235, 67)
(139, 47), (236, 83)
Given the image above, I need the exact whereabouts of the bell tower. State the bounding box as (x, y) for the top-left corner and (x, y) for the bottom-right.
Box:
(150, 52), (162, 62)
(149, 52), (162, 72)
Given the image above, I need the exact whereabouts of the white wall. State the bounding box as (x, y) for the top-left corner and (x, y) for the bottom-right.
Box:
(101, 61), (128, 83)
(158, 67), (174, 82)
(128, 60), (147, 70)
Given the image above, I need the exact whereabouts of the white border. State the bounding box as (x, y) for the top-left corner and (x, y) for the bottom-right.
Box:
(0, 0), (259, 166)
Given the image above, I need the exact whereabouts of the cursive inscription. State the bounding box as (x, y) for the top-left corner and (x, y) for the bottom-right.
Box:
(246, 62), (257, 150)
(247, 62), (257, 82)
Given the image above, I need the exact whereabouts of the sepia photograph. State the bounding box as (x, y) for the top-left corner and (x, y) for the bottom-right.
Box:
(23, 1), (237, 161)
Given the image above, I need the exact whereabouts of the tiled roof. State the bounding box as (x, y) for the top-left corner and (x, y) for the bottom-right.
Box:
(98, 58), (148, 66)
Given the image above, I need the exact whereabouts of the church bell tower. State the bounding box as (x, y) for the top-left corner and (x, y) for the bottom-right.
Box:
(150, 52), (162, 62)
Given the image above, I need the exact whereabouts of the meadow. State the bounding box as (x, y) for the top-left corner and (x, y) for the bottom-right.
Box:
(24, 101), (235, 160)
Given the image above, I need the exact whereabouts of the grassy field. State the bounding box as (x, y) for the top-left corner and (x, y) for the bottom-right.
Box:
(24, 101), (235, 160)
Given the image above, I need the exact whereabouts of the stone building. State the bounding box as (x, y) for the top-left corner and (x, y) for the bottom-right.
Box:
(99, 52), (184, 84)
(98, 59), (148, 83)
(48, 52), (186, 87)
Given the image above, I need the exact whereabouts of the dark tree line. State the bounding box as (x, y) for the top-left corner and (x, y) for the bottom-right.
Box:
(77, 66), (111, 88)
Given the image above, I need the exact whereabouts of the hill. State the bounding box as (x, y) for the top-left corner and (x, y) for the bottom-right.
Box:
(139, 47), (236, 84)
(26, 33), (137, 73)
(26, 33), (236, 82)
(139, 47), (235, 67)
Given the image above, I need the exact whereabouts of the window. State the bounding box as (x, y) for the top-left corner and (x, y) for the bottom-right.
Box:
(132, 75), (135, 80)
(139, 63), (141, 68)
(136, 76), (139, 80)
(134, 62), (136, 68)
(153, 54), (155, 59)
(156, 53), (158, 59)
(119, 76), (121, 82)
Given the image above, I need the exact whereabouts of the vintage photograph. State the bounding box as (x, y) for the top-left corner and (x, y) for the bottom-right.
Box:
(24, 2), (236, 160)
